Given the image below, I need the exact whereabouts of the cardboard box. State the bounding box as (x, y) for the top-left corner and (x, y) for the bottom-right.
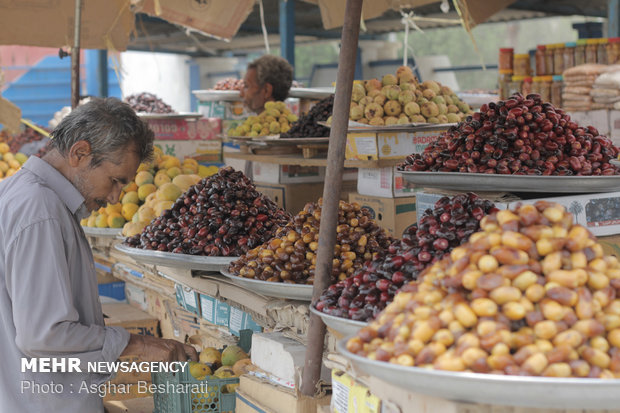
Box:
(345, 127), (446, 161)
(197, 100), (251, 120)
(144, 118), (221, 141)
(251, 333), (331, 389)
(94, 256), (119, 285)
(102, 303), (159, 337)
(508, 191), (620, 237)
(98, 281), (126, 302)
(125, 282), (148, 312)
(331, 370), (380, 413)
(238, 375), (330, 413)
(256, 181), (356, 214)
(175, 283), (200, 316)
(252, 162), (325, 184)
(103, 397), (154, 413)
(416, 191), (620, 237)
(154, 139), (222, 163)
(349, 193), (417, 238)
(609, 110), (620, 145)
(357, 166), (420, 198)
(598, 234), (620, 257)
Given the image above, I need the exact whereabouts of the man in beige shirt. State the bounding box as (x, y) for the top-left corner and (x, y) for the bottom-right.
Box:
(0, 98), (197, 412)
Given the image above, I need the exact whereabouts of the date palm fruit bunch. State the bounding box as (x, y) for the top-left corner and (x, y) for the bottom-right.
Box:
(228, 200), (392, 285)
(349, 66), (472, 126)
(0, 142), (27, 182)
(347, 201), (620, 378)
(229, 101), (299, 137)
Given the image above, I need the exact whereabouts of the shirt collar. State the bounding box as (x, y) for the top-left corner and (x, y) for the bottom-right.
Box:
(22, 156), (88, 218)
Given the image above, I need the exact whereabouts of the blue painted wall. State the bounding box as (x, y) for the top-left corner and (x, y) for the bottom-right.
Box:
(2, 53), (121, 127)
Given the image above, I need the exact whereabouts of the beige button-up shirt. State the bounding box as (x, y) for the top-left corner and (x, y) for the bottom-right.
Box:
(0, 157), (130, 412)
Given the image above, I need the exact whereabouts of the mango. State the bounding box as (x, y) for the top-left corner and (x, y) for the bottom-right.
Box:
(154, 200), (174, 217)
(166, 166), (181, 179)
(95, 213), (108, 228)
(3, 152), (14, 162)
(154, 172), (171, 188)
(0, 143), (9, 154)
(121, 203), (139, 221)
(199, 347), (221, 369)
(135, 171), (154, 186)
(182, 166), (197, 175)
(123, 181), (138, 193)
(221, 345), (248, 367)
(122, 191), (139, 205)
(80, 217), (88, 226)
(5, 168), (16, 177)
(107, 213), (125, 228)
(15, 153), (28, 165)
(162, 156), (181, 169)
(213, 366), (235, 378)
(86, 214), (97, 227)
(156, 183), (182, 202)
(0, 161), (8, 173)
(189, 361), (212, 380)
(136, 163), (151, 173)
(106, 203), (122, 215)
(8, 159), (20, 170)
(137, 184), (156, 201)
(137, 206), (155, 223)
(172, 175), (198, 192)
(122, 222), (143, 237)
(232, 358), (253, 376)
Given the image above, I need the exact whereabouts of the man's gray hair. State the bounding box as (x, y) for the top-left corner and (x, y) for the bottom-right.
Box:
(50, 97), (154, 167)
(248, 55), (294, 101)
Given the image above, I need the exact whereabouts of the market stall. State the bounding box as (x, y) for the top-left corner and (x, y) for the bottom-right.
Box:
(5, 1), (620, 413)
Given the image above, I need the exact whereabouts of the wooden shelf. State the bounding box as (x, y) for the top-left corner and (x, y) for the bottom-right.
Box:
(223, 152), (404, 168)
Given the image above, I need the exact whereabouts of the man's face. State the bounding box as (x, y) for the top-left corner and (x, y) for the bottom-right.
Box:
(72, 148), (141, 212)
(240, 68), (269, 113)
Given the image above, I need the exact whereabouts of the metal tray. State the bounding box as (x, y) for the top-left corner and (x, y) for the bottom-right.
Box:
(219, 269), (313, 301)
(336, 339), (620, 409)
(238, 137), (329, 147)
(400, 170), (620, 193)
(82, 227), (123, 238)
(309, 305), (366, 336)
(288, 87), (334, 99)
(114, 244), (237, 271)
(192, 90), (241, 102)
(137, 112), (203, 120)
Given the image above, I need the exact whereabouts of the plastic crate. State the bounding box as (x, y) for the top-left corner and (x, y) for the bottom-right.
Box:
(152, 369), (238, 413)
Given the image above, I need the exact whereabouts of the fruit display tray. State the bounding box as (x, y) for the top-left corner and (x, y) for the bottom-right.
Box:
(136, 112), (203, 120)
(219, 269), (313, 301)
(191, 90), (241, 102)
(82, 227), (122, 238)
(309, 305), (366, 336)
(288, 87), (335, 99)
(400, 171), (620, 193)
(114, 244), (237, 271)
(234, 137), (329, 146)
(337, 339), (620, 409)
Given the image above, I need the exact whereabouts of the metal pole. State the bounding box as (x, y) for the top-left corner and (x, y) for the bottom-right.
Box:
(300, 0), (363, 397)
(71, 0), (82, 108)
(609, 0), (620, 38)
(279, 0), (295, 69)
